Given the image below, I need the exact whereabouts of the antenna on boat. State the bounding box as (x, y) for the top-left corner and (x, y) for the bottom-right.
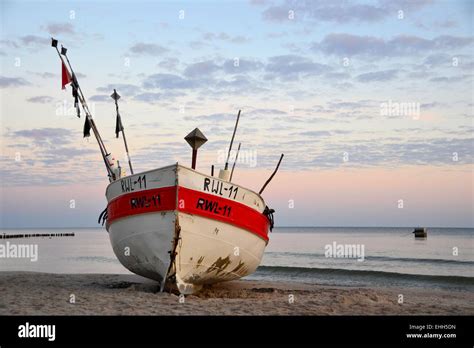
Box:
(229, 143), (241, 181)
(51, 38), (115, 181)
(184, 128), (207, 169)
(218, 110), (241, 181)
(225, 110), (241, 170)
(259, 154), (284, 195)
(111, 89), (134, 175)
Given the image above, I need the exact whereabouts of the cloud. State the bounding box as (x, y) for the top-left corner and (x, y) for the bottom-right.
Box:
(250, 0), (272, 5)
(142, 65), (266, 96)
(266, 31), (288, 39)
(335, 137), (474, 167)
(324, 71), (351, 80)
(422, 53), (451, 67)
(203, 32), (228, 41)
(262, 6), (293, 22)
(43, 22), (75, 35)
(314, 33), (474, 57)
(356, 69), (398, 82)
(315, 33), (385, 56)
(27, 96), (54, 103)
(141, 58), (264, 96)
(297, 130), (332, 137)
(248, 108), (287, 116)
(429, 75), (470, 83)
(128, 42), (169, 56)
(11, 128), (73, 147)
(20, 35), (50, 47)
(133, 92), (162, 103)
(142, 73), (199, 89)
(40, 147), (97, 165)
(0, 76), (30, 88)
(433, 19), (457, 28)
(184, 60), (221, 78)
(433, 35), (474, 49)
(29, 71), (56, 78)
(96, 84), (141, 96)
(1, 127), (106, 186)
(380, 0), (434, 11)
(228, 35), (249, 44)
(327, 100), (377, 109)
(459, 61), (474, 71)
(214, 76), (255, 90)
(222, 58), (264, 74)
(131, 142), (190, 169)
(158, 57), (180, 70)
(276, 135), (473, 170)
(89, 95), (110, 102)
(420, 102), (441, 109)
(176, 58), (263, 79)
(0, 39), (19, 49)
(265, 55), (331, 80)
(203, 32), (250, 43)
(184, 113), (237, 123)
(261, 0), (433, 23)
(188, 41), (209, 50)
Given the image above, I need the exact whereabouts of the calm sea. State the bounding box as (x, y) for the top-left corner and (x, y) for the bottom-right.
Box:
(1, 227), (472, 291)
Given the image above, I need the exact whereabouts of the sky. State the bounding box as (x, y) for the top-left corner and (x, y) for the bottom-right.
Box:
(0, 0), (473, 228)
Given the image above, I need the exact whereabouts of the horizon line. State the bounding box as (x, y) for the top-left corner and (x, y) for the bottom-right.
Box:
(1, 225), (473, 230)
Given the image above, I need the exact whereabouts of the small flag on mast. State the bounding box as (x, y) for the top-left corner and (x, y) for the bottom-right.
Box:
(111, 90), (124, 138)
(83, 117), (91, 138)
(61, 62), (71, 90)
(71, 77), (80, 118)
(115, 114), (124, 138)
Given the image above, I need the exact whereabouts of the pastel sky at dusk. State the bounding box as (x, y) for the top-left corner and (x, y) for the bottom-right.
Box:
(0, 0), (473, 228)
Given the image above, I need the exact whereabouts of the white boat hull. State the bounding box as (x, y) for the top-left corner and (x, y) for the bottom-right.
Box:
(108, 212), (175, 285)
(174, 212), (266, 293)
(105, 164), (270, 294)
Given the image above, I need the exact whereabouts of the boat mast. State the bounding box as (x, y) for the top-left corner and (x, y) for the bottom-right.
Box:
(224, 110), (241, 170)
(229, 142), (241, 181)
(51, 38), (115, 181)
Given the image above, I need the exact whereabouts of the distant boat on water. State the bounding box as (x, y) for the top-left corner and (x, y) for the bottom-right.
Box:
(413, 227), (427, 238)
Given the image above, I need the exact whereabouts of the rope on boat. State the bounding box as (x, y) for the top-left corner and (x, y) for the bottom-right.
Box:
(263, 206), (275, 232)
(98, 207), (108, 227)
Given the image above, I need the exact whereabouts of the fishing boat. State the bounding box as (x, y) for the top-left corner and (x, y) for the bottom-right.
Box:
(51, 38), (282, 294)
(106, 164), (275, 294)
(413, 227), (427, 238)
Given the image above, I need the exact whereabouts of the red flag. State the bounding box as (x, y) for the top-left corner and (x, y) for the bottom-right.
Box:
(61, 62), (71, 90)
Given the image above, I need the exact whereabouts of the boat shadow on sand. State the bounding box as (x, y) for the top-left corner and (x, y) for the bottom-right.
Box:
(87, 276), (303, 299)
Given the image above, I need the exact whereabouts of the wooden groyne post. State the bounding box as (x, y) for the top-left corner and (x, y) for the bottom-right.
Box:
(0, 233), (75, 239)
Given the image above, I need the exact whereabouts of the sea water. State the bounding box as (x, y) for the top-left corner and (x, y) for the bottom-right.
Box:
(0, 227), (472, 291)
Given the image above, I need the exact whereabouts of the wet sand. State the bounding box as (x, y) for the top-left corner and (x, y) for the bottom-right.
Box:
(0, 272), (472, 315)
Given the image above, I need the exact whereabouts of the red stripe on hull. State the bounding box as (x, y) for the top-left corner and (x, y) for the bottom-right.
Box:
(177, 187), (269, 241)
(107, 186), (177, 227)
(107, 186), (269, 241)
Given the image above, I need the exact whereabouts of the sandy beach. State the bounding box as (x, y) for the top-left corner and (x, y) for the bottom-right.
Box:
(0, 271), (472, 315)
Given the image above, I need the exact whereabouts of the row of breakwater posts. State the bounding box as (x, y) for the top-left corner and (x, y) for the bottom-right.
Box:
(0, 233), (75, 239)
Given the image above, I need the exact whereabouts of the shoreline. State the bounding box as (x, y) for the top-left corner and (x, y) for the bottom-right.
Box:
(0, 271), (472, 315)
